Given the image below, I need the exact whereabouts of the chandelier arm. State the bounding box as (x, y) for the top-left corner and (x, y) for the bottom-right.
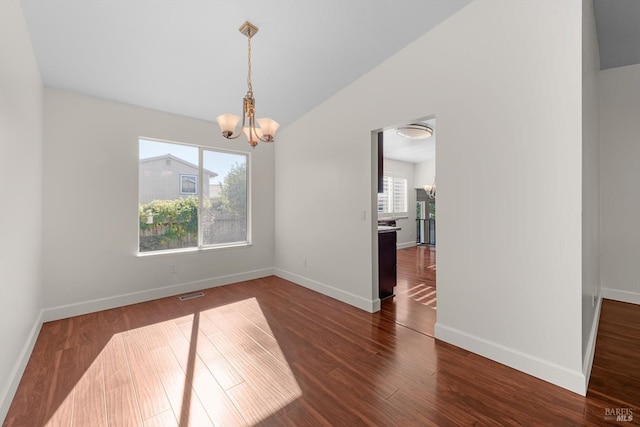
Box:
(249, 116), (272, 144)
(250, 115), (260, 141)
(225, 131), (244, 140)
(224, 100), (249, 140)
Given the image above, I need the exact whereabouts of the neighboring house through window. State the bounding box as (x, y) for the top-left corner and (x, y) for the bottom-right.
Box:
(139, 153), (212, 203)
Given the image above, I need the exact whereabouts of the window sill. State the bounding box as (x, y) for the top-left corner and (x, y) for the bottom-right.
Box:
(379, 215), (409, 220)
(137, 242), (252, 258)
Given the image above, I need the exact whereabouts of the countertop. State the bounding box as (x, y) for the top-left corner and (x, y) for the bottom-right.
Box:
(377, 226), (401, 233)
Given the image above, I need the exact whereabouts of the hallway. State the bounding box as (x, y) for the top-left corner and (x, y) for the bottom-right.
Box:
(381, 245), (436, 336)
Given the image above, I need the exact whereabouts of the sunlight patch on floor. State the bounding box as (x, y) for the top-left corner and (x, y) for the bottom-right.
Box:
(45, 297), (302, 426)
(399, 283), (437, 309)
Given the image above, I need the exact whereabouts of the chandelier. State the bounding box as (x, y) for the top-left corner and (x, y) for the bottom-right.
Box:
(216, 21), (279, 147)
(424, 177), (436, 198)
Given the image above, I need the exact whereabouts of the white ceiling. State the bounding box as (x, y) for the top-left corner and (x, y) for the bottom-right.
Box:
(383, 119), (436, 164)
(20, 0), (471, 129)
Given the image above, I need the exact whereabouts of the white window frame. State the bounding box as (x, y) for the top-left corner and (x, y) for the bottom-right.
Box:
(138, 137), (251, 256)
(378, 173), (408, 215)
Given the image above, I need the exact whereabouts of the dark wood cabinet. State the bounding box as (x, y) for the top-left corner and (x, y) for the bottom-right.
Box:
(377, 132), (383, 193)
(378, 231), (397, 300)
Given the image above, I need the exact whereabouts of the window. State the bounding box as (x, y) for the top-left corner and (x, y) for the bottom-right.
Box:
(378, 176), (392, 213)
(393, 177), (407, 213)
(139, 139), (249, 253)
(378, 174), (407, 214)
(179, 174), (198, 195)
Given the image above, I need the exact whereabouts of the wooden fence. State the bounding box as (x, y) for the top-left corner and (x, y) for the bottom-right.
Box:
(139, 215), (246, 252)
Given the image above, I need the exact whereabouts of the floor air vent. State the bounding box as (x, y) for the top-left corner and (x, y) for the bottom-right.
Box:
(179, 292), (204, 301)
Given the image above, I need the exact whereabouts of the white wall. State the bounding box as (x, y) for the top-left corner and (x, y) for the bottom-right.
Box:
(600, 64), (640, 305)
(581, 0), (601, 375)
(0, 0), (43, 420)
(414, 158), (436, 190)
(380, 158), (416, 248)
(275, 0), (586, 393)
(42, 89), (275, 318)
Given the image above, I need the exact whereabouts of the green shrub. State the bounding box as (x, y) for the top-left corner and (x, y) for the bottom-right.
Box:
(139, 197), (212, 250)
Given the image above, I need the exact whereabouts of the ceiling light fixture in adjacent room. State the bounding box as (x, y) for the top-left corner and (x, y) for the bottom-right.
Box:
(395, 124), (433, 140)
(216, 21), (280, 148)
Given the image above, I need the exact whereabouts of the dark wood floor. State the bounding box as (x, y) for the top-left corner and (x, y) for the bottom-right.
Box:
(381, 245), (436, 337)
(4, 274), (640, 425)
(589, 298), (640, 417)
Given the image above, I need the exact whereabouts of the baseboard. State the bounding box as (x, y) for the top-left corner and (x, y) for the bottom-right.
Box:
(601, 287), (640, 305)
(397, 241), (417, 250)
(434, 322), (586, 395)
(274, 268), (380, 313)
(42, 268), (275, 322)
(0, 310), (43, 424)
(582, 295), (603, 389)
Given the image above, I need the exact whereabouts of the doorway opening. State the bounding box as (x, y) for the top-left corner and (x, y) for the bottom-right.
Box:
(374, 116), (437, 337)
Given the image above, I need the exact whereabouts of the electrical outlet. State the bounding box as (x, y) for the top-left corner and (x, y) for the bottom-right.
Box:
(171, 265), (177, 274)
(303, 258), (308, 268)
(592, 294), (597, 307)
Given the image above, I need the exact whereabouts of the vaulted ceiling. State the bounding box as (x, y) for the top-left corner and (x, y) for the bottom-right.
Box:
(20, 0), (471, 129)
(20, 0), (640, 165)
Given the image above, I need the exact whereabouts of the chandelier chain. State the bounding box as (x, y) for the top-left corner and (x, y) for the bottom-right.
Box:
(247, 28), (253, 94)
